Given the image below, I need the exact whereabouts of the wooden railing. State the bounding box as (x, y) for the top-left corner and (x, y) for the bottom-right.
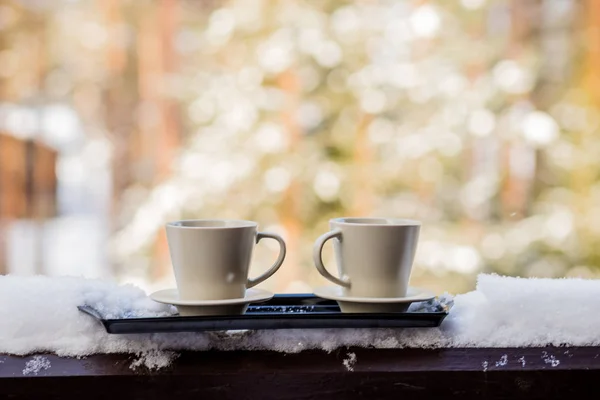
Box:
(0, 347), (598, 399)
(0, 132), (57, 273)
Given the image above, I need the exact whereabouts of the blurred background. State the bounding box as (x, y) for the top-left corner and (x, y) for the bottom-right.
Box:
(1, 0), (599, 295)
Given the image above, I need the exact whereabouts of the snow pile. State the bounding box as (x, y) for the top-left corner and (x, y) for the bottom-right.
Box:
(447, 274), (600, 347)
(0, 275), (176, 368)
(1, 274), (600, 369)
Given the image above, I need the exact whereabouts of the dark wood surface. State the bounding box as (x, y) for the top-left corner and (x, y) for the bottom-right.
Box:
(1, 347), (600, 399)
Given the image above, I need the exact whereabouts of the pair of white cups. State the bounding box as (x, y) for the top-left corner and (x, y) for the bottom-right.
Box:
(167, 217), (420, 301)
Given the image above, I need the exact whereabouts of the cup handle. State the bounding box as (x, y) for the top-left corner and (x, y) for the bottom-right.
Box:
(247, 232), (287, 288)
(312, 229), (351, 288)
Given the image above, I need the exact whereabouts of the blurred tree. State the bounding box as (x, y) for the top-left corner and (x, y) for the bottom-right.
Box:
(2, 0), (600, 293)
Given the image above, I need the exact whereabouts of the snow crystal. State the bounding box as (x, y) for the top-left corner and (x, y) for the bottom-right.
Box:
(481, 361), (488, 371)
(343, 352), (357, 371)
(23, 355), (51, 375)
(495, 354), (508, 367)
(541, 351), (560, 367)
(1, 273), (600, 370)
(130, 350), (178, 370)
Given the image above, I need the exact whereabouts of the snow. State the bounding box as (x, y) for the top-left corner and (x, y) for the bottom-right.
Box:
(130, 350), (178, 370)
(22, 356), (51, 375)
(494, 354), (508, 367)
(1, 273), (600, 369)
(448, 274), (600, 347)
(342, 352), (357, 371)
(542, 351), (560, 367)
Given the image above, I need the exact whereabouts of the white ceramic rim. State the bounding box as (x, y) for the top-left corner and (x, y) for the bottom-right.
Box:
(167, 219), (258, 229)
(149, 287), (273, 306)
(313, 286), (434, 303)
(331, 217), (421, 226)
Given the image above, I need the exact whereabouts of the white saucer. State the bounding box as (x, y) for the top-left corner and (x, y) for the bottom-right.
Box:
(149, 288), (274, 316)
(313, 286), (435, 313)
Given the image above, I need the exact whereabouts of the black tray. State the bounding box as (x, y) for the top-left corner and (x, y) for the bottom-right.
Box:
(78, 294), (450, 334)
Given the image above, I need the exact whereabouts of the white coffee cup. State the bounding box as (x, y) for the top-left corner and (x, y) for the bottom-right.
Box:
(313, 217), (421, 298)
(166, 219), (286, 300)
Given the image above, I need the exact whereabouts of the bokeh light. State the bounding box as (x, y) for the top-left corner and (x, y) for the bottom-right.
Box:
(1, 0), (600, 295)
